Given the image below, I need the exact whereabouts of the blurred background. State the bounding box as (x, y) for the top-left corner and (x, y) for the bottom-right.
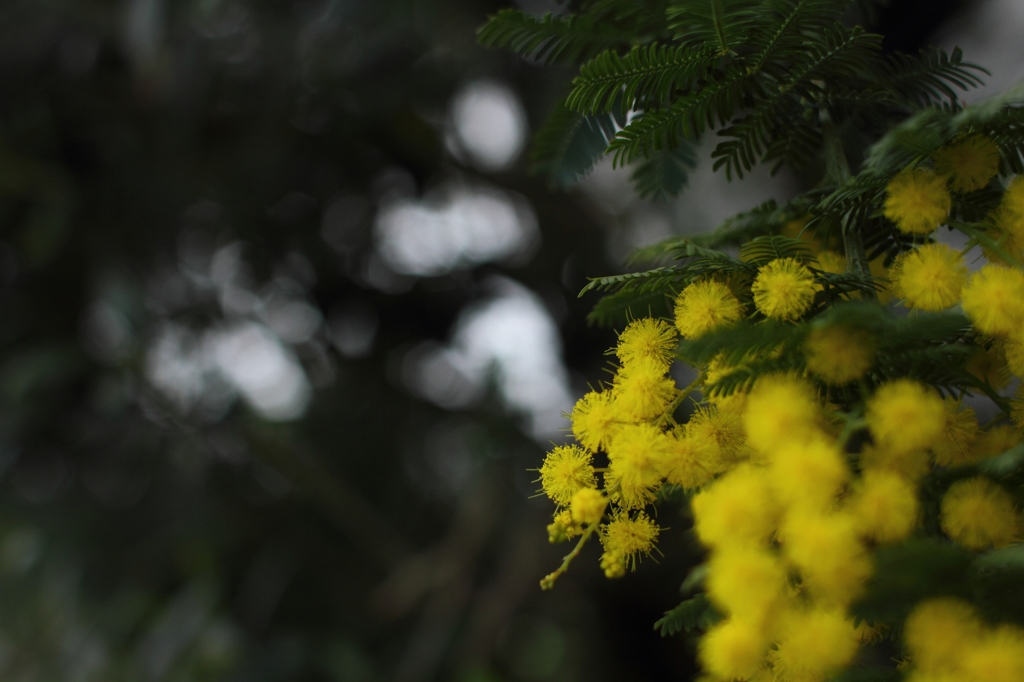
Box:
(0, 0), (1019, 680)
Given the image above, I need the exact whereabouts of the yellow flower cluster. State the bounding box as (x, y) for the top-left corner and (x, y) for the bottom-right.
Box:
(695, 374), (933, 681)
(904, 598), (1024, 682)
(535, 150), (1024, 679)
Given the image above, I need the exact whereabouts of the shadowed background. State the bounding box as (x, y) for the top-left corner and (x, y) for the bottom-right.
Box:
(0, 0), (1015, 680)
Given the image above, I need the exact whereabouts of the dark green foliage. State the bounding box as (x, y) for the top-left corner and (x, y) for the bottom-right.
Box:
(608, 69), (757, 166)
(738, 235), (812, 264)
(531, 103), (626, 188)
(476, 10), (627, 64)
(851, 539), (974, 624)
(628, 143), (698, 199)
(653, 593), (720, 636)
(877, 47), (987, 110)
(567, 44), (718, 114)
(666, 0), (762, 53)
(967, 544), (1024, 625)
(481, 0), (990, 190)
(587, 286), (674, 326)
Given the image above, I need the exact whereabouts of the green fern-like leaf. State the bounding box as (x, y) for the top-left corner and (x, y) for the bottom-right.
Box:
(580, 266), (686, 295)
(876, 47), (987, 110)
(608, 69), (755, 166)
(567, 43), (718, 114)
(654, 593), (720, 636)
(747, 0), (853, 76)
(628, 143), (698, 199)
(667, 0), (761, 53)
(587, 287), (675, 326)
(531, 101), (625, 187)
(476, 10), (626, 64)
(738, 235), (812, 264)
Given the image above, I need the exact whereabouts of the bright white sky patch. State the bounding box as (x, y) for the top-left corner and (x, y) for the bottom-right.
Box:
(449, 80), (527, 172)
(210, 323), (312, 421)
(404, 278), (573, 441)
(375, 184), (537, 277)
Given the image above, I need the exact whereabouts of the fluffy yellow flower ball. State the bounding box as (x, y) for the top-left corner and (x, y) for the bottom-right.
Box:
(780, 510), (872, 605)
(931, 397), (979, 467)
(614, 317), (678, 371)
(570, 390), (620, 452)
(961, 264), (1024, 336)
(692, 463), (780, 549)
(743, 373), (820, 453)
(569, 487), (606, 525)
(940, 476), (1018, 550)
(933, 134), (1000, 192)
(768, 437), (850, 512)
(611, 356), (677, 421)
(674, 279), (744, 340)
(770, 607), (860, 681)
(962, 625), (1024, 682)
(600, 509), (659, 569)
(904, 598), (984, 673)
(605, 422), (672, 509)
(804, 325), (875, 384)
(751, 257), (819, 320)
(890, 242), (968, 311)
(658, 428), (716, 490)
(994, 175), (1024, 252)
(970, 423), (1021, 460)
(884, 167), (951, 234)
(849, 469), (919, 543)
(859, 442), (932, 482)
(865, 379), (944, 454)
(705, 547), (786, 622)
(687, 405), (746, 472)
(699, 619), (768, 682)
(538, 445), (595, 506)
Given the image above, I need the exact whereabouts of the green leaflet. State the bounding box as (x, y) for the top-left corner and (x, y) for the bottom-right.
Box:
(653, 593), (720, 636)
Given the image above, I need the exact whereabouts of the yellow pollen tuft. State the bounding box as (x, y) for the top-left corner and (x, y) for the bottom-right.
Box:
(605, 422), (672, 509)
(687, 405), (746, 472)
(779, 510), (872, 606)
(940, 476), (1018, 550)
(570, 390), (621, 452)
(890, 242), (968, 311)
(865, 379), (944, 454)
(814, 250), (847, 274)
(961, 264), (1024, 336)
(933, 134), (1000, 192)
(743, 373), (821, 453)
(614, 317), (678, 371)
(904, 598), (984, 673)
(884, 167), (951, 234)
(751, 257), (819, 320)
(674, 280), (744, 340)
(658, 428), (717, 490)
(611, 356), (677, 421)
(699, 619), (768, 681)
(538, 445), (596, 506)
(931, 397), (979, 467)
(692, 463), (780, 549)
(970, 423), (1021, 461)
(570, 487), (606, 525)
(770, 607), (860, 681)
(767, 437), (850, 512)
(849, 469), (919, 543)
(962, 624), (1024, 682)
(705, 547), (786, 622)
(600, 509), (660, 569)
(804, 325), (875, 384)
